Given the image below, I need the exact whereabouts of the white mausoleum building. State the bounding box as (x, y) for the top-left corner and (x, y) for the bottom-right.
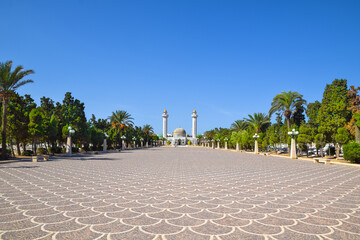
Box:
(162, 109), (198, 146)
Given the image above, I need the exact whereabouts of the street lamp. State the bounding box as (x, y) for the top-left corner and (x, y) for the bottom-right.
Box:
(121, 135), (126, 150)
(67, 126), (75, 156)
(253, 133), (259, 154)
(288, 128), (299, 159)
(103, 133), (108, 152)
(224, 137), (229, 150)
(132, 136), (136, 149)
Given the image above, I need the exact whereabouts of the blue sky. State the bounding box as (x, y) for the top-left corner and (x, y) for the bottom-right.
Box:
(2, 0), (360, 135)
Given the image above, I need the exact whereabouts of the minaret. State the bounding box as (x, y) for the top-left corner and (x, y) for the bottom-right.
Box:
(191, 109), (198, 138)
(162, 109), (168, 138)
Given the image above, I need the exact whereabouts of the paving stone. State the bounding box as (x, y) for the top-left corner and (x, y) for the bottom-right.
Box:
(0, 147), (359, 238)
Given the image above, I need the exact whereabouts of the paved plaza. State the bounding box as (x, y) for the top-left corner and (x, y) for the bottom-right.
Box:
(0, 147), (359, 240)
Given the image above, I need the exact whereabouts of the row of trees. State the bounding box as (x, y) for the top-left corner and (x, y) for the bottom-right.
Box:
(203, 79), (360, 160)
(0, 61), (157, 159)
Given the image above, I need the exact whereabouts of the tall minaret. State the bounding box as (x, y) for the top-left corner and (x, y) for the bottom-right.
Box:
(192, 109), (198, 138)
(162, 109), (168, 138)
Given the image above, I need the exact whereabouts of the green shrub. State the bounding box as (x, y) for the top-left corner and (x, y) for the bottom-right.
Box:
(343, 142), (360, 163)
(187, 140), (192, 145)
(0, 149), (13, 157)
(37, 148), (48, 155)
(22, 150), (34, 156)
(166, 140), (171, 145)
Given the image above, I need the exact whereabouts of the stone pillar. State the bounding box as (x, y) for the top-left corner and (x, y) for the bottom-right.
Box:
(217, 141), (220, 149)
(103, 139), (107, 152)
(212, 140), (215, 149)
(254, 140), (259, 154)
(122, 140), (125, 150)
(133, 141), (136, 149)
(191, 110), (198, 139)
(225, 142), (228, 150)
(146, 141), (148, 148)
(141, 141), (143, 148)
(162, 109), (168, 140)
(236, 142), (239, 152)
(290, 138), (297, 159)
(66, 137), (72, 156)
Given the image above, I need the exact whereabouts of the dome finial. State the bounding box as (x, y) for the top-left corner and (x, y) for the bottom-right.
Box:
(164, 109), (167, 113)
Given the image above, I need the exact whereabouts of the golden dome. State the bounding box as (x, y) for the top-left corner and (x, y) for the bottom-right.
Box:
(173, 128), (186, 134)
(164, 109), (167, 113)
(193, 109), (196, 113)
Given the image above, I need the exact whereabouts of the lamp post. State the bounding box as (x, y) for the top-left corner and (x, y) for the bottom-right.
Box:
(253, 133), (259, 154)
(103, 133), (108, 152)
(211, 139), (215, 149)
(224, 137), (228, 150)
(132, 136), (136, 149)
(288, 128), (299, 159)
(204, 137), (207, 147)
(216, 139), (220, 149)
(140, 138), (144, 148)
(66, 126), (75, 156)
(121, 135), (126, 150)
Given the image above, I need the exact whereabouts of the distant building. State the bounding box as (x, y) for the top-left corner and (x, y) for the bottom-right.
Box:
(162, 109), (198, 146)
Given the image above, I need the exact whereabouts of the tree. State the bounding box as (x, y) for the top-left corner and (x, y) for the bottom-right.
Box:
(109, 110), (134, 147)
(317, 79), (351, 152)
(291, 105), (306, 127)
(0, 61), (34, 159)
(345, 85), (360, 143)
(314, 132), (325, 157)
(335, 127), (350, 158)
(306, 101), (321, 128)
(28, 108), (44, 154)
(231, 120), (247, 133)
(269, 91), (307, 129)
(143, 124), (154, 143)
(7, 94), (36, 155)
(297, 123), (314, 157)
(244, 113), (270, 133)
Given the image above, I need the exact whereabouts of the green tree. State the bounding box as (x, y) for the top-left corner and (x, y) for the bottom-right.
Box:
(345, 86), (360, 143)
(297, 123), (314, 157)
(306, 101), (321, 128)
(143, 124), (154, 144)
(7, 94), (36, 155)
(28, 108), (44, 154)
(317, 79), (351, 153)
(269, 91), (307, 129)
(0, 61), (34, 159)
(109, 110), (134, 147)
(231, 120), (247, 132)
(314, 132), (325, 157)
(244, 113), (270, 133)
(335, 127), (350, 158)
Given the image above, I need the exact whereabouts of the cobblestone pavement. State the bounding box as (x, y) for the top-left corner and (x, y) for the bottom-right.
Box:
(0, 147), (359, 240)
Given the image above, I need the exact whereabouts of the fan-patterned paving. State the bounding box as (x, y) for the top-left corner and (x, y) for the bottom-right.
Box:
(0, 147), (359, 239)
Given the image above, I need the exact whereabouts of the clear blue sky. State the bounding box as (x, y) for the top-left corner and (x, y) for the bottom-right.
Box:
(2, 0), (360, 135)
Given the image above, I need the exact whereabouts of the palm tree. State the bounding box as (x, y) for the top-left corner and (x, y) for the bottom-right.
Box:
(143, 124), (154, 142)
(0, 61), (34, 159)
(108, 110), (134, 146)
(269, 91), (307, 129)
(231, 120), (247, 133)
(244, 113), (271, 133)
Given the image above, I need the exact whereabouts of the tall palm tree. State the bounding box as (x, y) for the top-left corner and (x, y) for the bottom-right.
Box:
(0, 61), (34, 159)
(108, 110), (134, 146)
(269, 91), (306, 129)
(231, 120), (247, 133)
(244, 113), (271, 133)
(143, 124), (154, 142)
